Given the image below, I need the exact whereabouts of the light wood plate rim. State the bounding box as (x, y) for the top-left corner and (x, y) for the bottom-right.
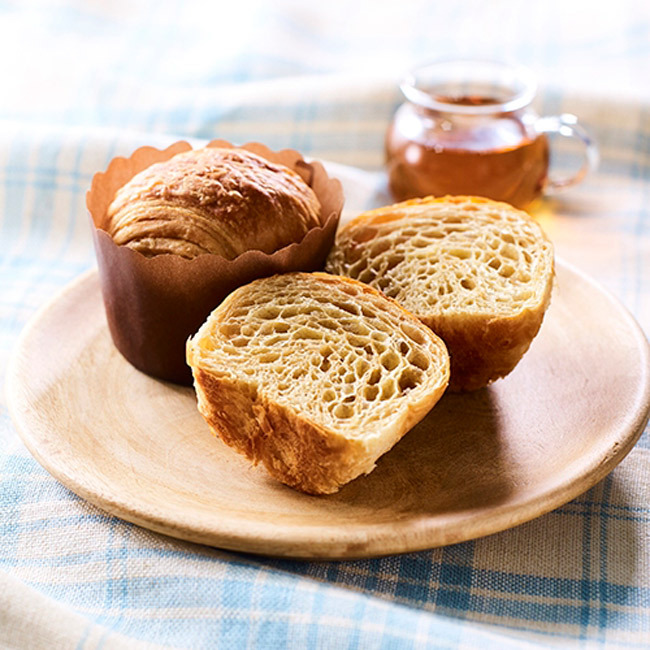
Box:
(6, 260), (650, 560)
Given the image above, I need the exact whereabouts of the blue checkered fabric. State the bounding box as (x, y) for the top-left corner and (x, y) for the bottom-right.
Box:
(1, 1), (650, 648)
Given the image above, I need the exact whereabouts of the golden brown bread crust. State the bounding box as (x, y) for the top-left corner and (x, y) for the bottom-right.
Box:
(105, 147), (321, 260)
(187, 272), (450, 495)
(420, 306), (549, 392)
(192, 369), (368, 495)
(326, 196), (554, 392)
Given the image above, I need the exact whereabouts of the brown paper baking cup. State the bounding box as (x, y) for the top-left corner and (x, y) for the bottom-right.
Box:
(87, 139), (344, 385)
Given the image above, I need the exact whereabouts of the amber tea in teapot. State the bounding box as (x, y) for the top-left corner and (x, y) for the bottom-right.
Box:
(386, 60), (597, 209)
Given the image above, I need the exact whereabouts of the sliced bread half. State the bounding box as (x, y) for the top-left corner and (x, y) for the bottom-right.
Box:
(326, 196), (554, 391)
(186, 272), (449, 494)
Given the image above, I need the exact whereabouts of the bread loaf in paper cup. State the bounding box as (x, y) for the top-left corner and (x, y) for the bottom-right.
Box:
(87, 140), (343, 385)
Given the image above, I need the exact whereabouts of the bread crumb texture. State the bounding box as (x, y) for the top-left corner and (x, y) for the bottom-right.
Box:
(326, 196), (554, 391)
(187, 272), (449, 494)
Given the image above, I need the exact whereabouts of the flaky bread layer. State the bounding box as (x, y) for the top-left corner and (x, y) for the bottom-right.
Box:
(106, 147), (321, 260)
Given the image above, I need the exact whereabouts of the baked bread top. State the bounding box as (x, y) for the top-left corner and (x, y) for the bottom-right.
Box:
(105, 147), (321, 260)
(326, 196), (554, 391)
(186, 272), (450, 494)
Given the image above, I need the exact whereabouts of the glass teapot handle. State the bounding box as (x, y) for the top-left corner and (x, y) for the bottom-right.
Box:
(536, 113), (599, 190)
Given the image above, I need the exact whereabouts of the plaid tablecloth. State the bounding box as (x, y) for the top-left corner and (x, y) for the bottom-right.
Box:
(1, 1), (650, 648)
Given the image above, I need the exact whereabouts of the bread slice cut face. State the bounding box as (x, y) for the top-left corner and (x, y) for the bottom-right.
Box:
(326, 196), (554, 392)
(186, 272), (450, 495)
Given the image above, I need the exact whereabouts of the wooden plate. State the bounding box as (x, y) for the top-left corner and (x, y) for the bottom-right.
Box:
(7, 260), (650, 559)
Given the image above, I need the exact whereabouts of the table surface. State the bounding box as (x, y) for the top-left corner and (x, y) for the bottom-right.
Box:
(1, 1), (650, 649)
